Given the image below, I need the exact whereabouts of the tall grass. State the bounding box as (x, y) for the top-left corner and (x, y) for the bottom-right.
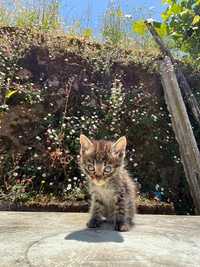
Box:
(0, 0), (61, 31)
(101, 1), (158, 51)
(102, 1), (125, 44)
(0, 0), (159, 52)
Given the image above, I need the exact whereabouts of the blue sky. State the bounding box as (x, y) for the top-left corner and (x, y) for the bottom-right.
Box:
(60, 0), (167, 34)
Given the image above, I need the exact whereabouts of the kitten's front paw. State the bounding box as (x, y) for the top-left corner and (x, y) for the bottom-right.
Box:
(115, 221), (130, 232)
(127, 217), (135, 226)
(87, 218), (102, 228)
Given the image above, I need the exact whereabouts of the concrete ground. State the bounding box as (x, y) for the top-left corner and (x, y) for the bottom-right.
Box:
(0, 212), (200, 267)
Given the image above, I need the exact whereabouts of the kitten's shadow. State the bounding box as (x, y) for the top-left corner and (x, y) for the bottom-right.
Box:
(65, 223), (124, 243)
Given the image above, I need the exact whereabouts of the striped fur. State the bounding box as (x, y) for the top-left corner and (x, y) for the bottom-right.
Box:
(79, 135), (136, 232)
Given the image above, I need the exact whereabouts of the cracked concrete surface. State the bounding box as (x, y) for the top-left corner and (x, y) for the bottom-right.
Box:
(0, 212), (200, 267)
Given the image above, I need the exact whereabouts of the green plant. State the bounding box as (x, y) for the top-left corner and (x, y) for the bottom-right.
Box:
(102, 1), (127, 45)
(132, 0), (200, 64)
(0, 0), (61, 31)
(0, 4), (10, 26)
(162, 0), (200, 60)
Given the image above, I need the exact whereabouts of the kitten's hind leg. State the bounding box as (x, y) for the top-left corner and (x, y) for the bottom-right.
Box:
(87, 197), (105, 228)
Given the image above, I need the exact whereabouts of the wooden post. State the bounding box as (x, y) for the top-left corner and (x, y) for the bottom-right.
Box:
(145, 21), (200, 126)
(160, 56), (200, 214)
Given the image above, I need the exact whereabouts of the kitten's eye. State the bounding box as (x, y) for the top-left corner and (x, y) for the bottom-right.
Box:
(87, 163), (95, 172)
(104, 165), (112, 173)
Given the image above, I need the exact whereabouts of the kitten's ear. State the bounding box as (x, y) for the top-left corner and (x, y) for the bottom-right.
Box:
(80, 134), (93, 153)
(112, 136), (127, 156)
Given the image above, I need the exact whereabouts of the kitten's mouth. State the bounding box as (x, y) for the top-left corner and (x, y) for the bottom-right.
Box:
(91, 177), (106, 186)
(93, 180), (106, 186)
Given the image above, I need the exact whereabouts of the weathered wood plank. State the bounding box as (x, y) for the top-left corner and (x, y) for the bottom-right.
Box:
(160, 56), (200, 214)
(145, 21), (200, 125)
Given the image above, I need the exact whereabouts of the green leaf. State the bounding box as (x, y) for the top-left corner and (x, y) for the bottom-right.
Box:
(132, 20), (147, 35)
(192, 15), (200, 25)
(170, 3), (182, 14)
(162, 0), (172, 3)
(5, 90), (18, 99)
(180, 9), (190, 16)
(161, 12), (169, 22)
(161, 7), (173, 22)
(117, 8), (123, 18)
(155, 23), (168, 37)
(82, 28), (93, 39)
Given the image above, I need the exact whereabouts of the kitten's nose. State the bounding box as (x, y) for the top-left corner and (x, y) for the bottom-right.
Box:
(95, 174), (102, 180)
(95, 164), (103, 179)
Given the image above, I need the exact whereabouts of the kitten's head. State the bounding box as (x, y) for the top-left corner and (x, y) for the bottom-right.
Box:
(79, 134), (127, 186)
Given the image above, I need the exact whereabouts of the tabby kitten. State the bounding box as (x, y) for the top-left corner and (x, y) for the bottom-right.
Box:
(79, 134), (136, 232)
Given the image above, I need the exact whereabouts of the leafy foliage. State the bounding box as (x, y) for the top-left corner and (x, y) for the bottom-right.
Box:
(161, 0), (200, 60)
(132, 1), (200, 63)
